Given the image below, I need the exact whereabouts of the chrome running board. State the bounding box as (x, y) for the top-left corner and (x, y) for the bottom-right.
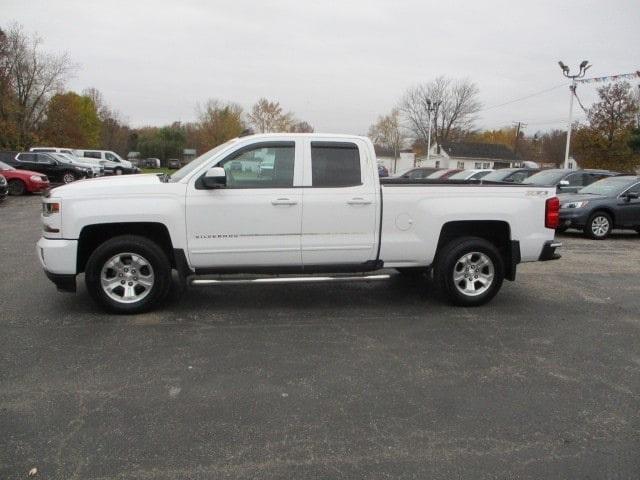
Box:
(190, 274), (390, 286)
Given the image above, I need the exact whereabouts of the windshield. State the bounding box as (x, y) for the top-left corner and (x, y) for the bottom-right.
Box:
(482, 169), (516, 181)
(523, 170), (567, 185)
(447, 171), (473, 180)
(0, 161), (15, 171)
(170, 138), (239, 182)
(579, 177), (635, 196)
(51, 153), (74, 164)
(426, 170), (447, 179)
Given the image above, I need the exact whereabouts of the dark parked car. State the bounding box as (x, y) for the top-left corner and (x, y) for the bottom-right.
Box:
(427, 168), (463, 179)
(0, 174), (7, 202)
(168, 158), (181, 169)
(5, 152), (90, 184)
(377, 164), (389, 177)
(558, 175), (640, 239)
(523, 168), (615, 194)
(481, 168), (540, 183)
(395, 167), (440, 179)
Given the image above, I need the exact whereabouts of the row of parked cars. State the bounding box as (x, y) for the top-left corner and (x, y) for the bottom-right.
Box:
(382, 165), (640, 240)
(0, 147), (139, 198)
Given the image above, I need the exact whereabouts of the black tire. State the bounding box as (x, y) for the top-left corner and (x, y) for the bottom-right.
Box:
(62, 171), (76, 184)
(85, 235), (172, 314)
(8, 179), (26, 195)
(584, 211), (612, 240)
(433, 237), (504, 307)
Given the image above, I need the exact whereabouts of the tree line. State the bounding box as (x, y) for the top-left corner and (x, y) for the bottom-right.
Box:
(0, 24), (313, 164)
(2, 23), (639, 170)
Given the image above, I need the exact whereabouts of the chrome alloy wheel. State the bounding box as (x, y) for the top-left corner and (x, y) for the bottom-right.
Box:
(62, 172), (75, 183)
(452, 252), (494, 297)
(100, 252), (155, 304)
(591, 215), (610, 237)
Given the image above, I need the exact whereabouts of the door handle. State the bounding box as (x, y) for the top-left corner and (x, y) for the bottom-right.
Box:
(347, 197), (372, 205)
(271, 198), (298, 206)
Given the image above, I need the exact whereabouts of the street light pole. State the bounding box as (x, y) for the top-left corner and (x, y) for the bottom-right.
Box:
(425, 99), (440, 165)
(558, 60), (591, 169)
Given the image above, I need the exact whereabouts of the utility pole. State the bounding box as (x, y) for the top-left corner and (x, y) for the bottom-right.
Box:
(425, 99), (441, 165)
(512, 121), (526, 155)
(558, 60), (591, 169)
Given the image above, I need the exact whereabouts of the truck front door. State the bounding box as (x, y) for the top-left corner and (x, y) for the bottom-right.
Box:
(300, 140), (378, 266)
(185, 140), (303, 269)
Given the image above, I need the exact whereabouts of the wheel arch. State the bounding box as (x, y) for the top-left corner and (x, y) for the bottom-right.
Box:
(436, 220), (518, 281)
(77, 222), (176, 273)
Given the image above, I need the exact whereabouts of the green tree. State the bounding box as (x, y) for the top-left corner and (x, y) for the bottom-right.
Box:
(39, 92), (100, 147)
(136, 123), (186, 165)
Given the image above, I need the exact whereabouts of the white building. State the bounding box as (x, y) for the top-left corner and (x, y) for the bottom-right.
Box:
(417, 142), (521, 170)
(375, 146), (416, 175)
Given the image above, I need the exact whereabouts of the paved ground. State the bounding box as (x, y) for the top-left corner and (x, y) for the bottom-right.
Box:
(1, 195), (639, 479)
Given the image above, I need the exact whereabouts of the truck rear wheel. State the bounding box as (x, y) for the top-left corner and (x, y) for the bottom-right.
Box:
(434, 237), (504, 307)
(85, 235), (171, 314)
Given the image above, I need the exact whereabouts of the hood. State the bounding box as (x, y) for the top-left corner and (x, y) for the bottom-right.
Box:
(51, 173), (165, 198)
(1, 168), (46, 178)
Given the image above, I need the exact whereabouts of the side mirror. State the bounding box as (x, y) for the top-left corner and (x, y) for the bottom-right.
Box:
(202, 166), (226, 188)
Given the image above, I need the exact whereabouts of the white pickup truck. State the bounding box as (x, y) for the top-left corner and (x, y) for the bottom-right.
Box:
(37, 133), (561, 313)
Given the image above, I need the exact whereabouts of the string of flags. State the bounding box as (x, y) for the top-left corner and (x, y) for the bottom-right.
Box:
(576, 71), (640, 84)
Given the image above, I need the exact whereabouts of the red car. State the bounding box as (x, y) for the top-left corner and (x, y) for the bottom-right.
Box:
(0, 160), (50, 195)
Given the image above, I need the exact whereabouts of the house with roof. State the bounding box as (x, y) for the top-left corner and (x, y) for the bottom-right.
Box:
(417, 142), (521, 170)
(374, 146), (416, 175)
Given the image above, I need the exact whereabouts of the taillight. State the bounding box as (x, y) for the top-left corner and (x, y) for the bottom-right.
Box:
(545, 196), (560, 229)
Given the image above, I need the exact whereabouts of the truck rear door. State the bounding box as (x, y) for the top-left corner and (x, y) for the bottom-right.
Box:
(300, 139), (378, 266)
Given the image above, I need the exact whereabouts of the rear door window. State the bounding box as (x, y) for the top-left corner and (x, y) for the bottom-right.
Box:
(17, 153), (36, 162)
(84, 151), (101, 159)
(310, 142), (361, 187)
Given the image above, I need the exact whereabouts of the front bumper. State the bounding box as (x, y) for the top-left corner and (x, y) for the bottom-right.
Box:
(559, 209), (590, 229)
(37, 237), (78, 274)
(539, 240), (562, 261)
(37, 237), (78, 292)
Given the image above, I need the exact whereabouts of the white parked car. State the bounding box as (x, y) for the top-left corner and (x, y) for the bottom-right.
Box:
(50, 153), (103, 177)
(37, 133), (561, 313)
(73, 149), (138, 175)
(447, 169), (494, 180)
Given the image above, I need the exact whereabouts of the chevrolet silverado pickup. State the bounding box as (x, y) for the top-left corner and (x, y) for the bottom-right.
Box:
(37, 133), (561, 313)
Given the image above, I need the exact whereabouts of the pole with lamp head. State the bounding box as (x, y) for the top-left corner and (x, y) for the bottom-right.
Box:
(558, 60), (591, 169)
(425, 99), (440, 165)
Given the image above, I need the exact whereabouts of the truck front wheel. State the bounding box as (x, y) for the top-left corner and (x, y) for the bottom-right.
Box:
(434, 237), (504, 307)
(85, 235), (172, 314)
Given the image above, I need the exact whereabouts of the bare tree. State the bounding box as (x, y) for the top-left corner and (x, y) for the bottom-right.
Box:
(247, 98), (295, 133)
(368, 108), (403, 173)
(290, 120), (314, 133)
(399, 76), (481, 146)
(2, 24), (76, 146)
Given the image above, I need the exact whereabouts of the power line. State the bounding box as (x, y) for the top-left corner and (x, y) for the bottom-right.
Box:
(479, 83), (568, 112)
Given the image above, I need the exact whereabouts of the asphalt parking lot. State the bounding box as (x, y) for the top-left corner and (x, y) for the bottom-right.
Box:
(1, 195), (639, 479)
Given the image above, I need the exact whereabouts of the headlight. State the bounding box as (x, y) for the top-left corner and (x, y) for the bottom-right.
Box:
(561, 201), (589, 209)
(30, 175), (42, 182)
(43, 202), (60, 216)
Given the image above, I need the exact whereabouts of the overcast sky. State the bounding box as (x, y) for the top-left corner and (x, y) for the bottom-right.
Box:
(4, 0), (639, 135)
